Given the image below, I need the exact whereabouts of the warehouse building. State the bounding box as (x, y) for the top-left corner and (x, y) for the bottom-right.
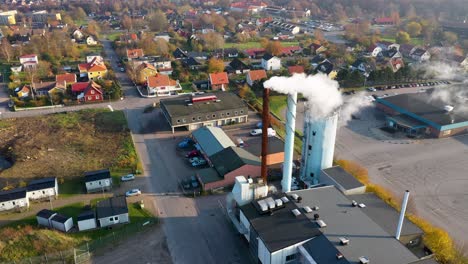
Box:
(160, 92), (248, 133)
(377, 93), (468, 138)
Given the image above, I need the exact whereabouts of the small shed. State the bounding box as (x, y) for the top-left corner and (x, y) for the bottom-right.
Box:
(96, 196), (129, 228)
(77, 210), (97, 231)
(51, 213), (73, 232)
(36, 209), (57, 227)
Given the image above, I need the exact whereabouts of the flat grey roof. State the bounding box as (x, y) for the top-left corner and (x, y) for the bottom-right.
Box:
(96, 196), (128, 219)
(322, 166), (364, 190)
(291, 186), (420, 264)
(243, 136), (284, 157)
(192, 126), (235, 157)
(378, 93), (468, 126)
(240, 193), (322, 252)
(160, 92), (247, 119)
(347, 193), (423, 237)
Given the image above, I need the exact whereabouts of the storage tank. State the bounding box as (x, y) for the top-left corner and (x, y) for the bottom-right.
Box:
(300, 110), (339, 185)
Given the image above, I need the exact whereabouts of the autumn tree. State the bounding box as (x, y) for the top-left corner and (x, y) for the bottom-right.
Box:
(207, 58), (225, 73)
(314, 29), (325, 43)
(201, 32), (224, 51)
(406, 22), (422, 37)
(155, 39), (170, 56)
(260, 38), (269, 48)
(148, 9), (168, 32)
(396, 31), (410, 44)
(443, 31), (458, 45)
(266, 41), (283, 56)
(86, 21), (101, 37)
(122, 15), (133, 30)
(0, 38), (13, 62)
(211, 14), (227, 32)
(139, 35), (158, 56)
(71, 7), (87, 22)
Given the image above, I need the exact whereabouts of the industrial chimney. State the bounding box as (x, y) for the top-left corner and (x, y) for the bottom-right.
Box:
(261, 87), (270, 183)
(300, 110), (339, 185)
(282, 92), (298, 192)
(396, 190), (410, 240)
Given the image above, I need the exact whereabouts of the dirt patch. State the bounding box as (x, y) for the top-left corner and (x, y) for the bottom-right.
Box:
(0, 109), (137, 188)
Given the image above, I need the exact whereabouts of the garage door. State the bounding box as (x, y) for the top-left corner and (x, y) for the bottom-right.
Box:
(189, 123), (203, 130)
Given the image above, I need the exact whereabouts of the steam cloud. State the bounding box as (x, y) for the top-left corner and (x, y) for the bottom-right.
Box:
(429, 86), (468, 114)
(264, 73), (370, 122)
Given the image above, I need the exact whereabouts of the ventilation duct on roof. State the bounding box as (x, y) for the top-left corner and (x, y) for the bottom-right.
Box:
(292, 209), (301, 217)
(444, 105), (454, 112)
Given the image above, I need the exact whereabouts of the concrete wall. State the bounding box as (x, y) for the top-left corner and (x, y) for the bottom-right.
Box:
(270, 240), (311, 264)
(99, 213), (129, 227)
(258, 238), (271, 264)
(239, 210), (251, 242)
(78, 219), (97, 231)
(0, 197), (29, 212)
(204, 164), (261, 190)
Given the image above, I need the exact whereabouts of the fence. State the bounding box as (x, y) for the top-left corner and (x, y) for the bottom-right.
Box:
(1, 220), (158, 264)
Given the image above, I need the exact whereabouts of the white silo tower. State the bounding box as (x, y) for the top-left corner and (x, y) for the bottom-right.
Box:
(300, 110), (339, 185)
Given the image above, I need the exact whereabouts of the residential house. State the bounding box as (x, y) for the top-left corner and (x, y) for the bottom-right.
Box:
(209, 72), (229, 91)
(0, 188), (29, 212)
(368, 44), (382, 57)
(173, 48), (188, 59)
(119, 33), (138, 43)
(288, 65), (304, 75)
(32, 82), (65, 96)
(72, 29), (84, 40)
(96, 196), (129, 228)
(192, 80), (210, 90)
(187, 52), (208, 60)
(78, 57), (108, 80)
(56, 73), (77, 86)
(230, 1), (268, 14)
(154, 33), (171, 42)
(86, 55), (103, 64)
(15, 85), (30, 98)
(19, 54), (38, 70)
(84, 169), (113, 193)
(153, 57), (173, 75)
(77, 209), (97, 231)
(136, 63), (158, 84)
(36, 209), (57, 227)
(389, 57), (405, 73)
(399, 44), (415, 58)
(86, 36), (98, 46)
(76, 81), (103, 102)
(316, 59), (334, 76)
(181, 57), (202, 70)
(51, 213), (73, 232)
(147, 74), (182, 96)
(261, 54), (281, 71)
(268, 21), (300, 34)
(280, 46), (302, 56)
(310, 43), (327, 55)
(213, 48), (239, 58)
(244, 48), (266, 59)
(227, 58), (250, 74)
(0, 10), (17, 25)
(27, 177), (58, 201)
(126, 48), (144, 60)
(373, 17), (395, 25)
(10, 65), (22, 73)
(351, 59), (374, 77)
(246, 69), (267, 86)
(410, 48), (431, 62)
(197, 146), (261, 190)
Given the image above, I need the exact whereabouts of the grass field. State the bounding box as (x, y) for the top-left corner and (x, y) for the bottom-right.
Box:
(380, 35), (424, 46)
(0, 201), (155, 262)
(224, 41), (300, 50)
(0, 109), (140, 190)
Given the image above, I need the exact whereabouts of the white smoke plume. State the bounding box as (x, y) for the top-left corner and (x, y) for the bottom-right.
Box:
(264, 73), (370, 123)
(429, 86), (468, 114)
(264, 73), (343, 120)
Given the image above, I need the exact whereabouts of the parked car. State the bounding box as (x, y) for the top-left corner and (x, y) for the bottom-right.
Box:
(178, 138), (194, 148)
(366, 87), (376, 92)
(186, 150), (200, 158)
(119, 67), (125, 72)
(125, 189), (141, 197)
(121, 174), (135, 182)
(189, 156), (204, 163)
(191, 159), (207, 167)
(182, 175), (200, 189)
(250, 128), (276, 137)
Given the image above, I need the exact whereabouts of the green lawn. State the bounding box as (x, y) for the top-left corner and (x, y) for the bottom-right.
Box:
(380, 35), (424, 46)
(258, 95), (287, 118)
(105, 32), (121, 41)
(224, 41), (300, 50)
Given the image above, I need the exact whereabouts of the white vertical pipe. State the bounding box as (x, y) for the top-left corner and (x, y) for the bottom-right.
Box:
(282, 92), (298, 192)
(396, 190), (410, 240)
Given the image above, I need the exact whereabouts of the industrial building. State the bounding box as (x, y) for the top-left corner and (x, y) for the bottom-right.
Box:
(228, 176), (437, 264)
(320, 166), (366, 195)
(160, 92), (248, 133)
(377, 93), (468, 138)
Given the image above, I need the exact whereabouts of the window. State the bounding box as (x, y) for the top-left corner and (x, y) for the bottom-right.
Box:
(1, 203), (4, 206)
(32, 192), (35, 195)
(88, 96), (92, 100)
(96, 95), (100, 99)
(109, 217), (113, 221)
(226, 112), (230, 116)
(212, 114), (216, 118)
(91, 90), (95, 94)
(235, 111), (238, 115)
(42, 191), (45, 194)
(206, 115), (210, 119)
(115, 216), (119, 221)
(177, 119), (181, 123)
(192, 117), (196, 121)
(12, 201), (15, 205)
(99, 181), (102, 185)
(240, 110), (244, 114)
(197, 116), (201, 120)
(286, 254), (297, 262)
(221, 113), (224, 117)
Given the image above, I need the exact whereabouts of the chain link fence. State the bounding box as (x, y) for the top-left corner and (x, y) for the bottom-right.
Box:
(1, 220), (157, 264)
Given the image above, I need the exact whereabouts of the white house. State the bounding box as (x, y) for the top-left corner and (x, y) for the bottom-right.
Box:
(77, 210), (97, 231)
(51, 213), (73, 232)
(0, 188), (29, 212)
(153, 57), (172, 70)
(72, 29), (84, 40)
(96, 196), (130, 228)
(19, 54), (38, 65)
(86, 36), (98, 46)
(86, 55), (103, 64)
(36, 209), (57, 227)
(261, 54), (281, 71)
(27, 177), (58, 201)
(410, 48), (431, 62)
(147, 74), (182, 96)
(84, 169), (113, 193)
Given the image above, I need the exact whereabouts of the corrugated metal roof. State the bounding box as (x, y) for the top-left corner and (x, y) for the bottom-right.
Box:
(192, 126), (235, 157)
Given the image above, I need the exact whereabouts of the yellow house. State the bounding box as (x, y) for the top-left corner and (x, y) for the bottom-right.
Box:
(79, 58), (108, 80)
(136, 63), (157, 84)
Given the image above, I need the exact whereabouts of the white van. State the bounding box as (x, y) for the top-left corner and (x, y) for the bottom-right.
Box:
(250, 128), (276, 137)
(237, 138), (245, 148)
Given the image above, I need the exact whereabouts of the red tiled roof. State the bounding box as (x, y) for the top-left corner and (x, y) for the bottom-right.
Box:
(288, 66), (304, 75)
(71, 82), (89, 92)
(248, 69), (267, 81)
(209, 72), (229, 85)
(79, 57), (107, 72)
(20, 54), (37, 59)
(126, 49), (144, 59)
(56, 73), (76, 85)
(375, 17), (394, 23)
(147, 75), (177, 88)
(244, 48), (266, 57)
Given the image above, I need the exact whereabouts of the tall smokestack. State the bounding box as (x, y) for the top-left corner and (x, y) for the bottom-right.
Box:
(396, 190), (410, 240)
(261, 87), (270, 183)
(282, 92), (297, 192)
